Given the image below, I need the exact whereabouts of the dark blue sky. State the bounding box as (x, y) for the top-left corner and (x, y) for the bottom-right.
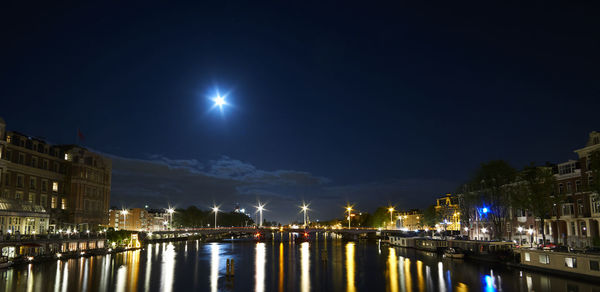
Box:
(2, 2), (599, 222)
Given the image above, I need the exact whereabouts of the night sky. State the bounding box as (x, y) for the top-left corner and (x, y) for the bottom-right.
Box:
(2, 2), (599, 222)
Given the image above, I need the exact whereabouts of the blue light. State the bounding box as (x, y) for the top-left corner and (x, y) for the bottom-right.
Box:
(483, 275), (497, 292)
(482, 207), (488, 214)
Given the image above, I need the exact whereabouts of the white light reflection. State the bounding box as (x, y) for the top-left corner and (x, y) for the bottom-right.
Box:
(210, 243), (220, 292)
(300, 242), (310, 292)
(116, 266), (127, 292)
(145, 244), (153, 292)
(398, 256), (406, 292)
(160, 243), (175, 292)
(61, 264), (69, 292)
(255, 243), (266, 292)
(26, 264), (34, 292)
(438, 262), (446, 292)
(82, 258), (89, 292)
(99, 254), (111, 292)
(54, 261), (62, 292)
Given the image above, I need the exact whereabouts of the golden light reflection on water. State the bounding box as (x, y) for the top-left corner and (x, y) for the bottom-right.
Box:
(210, 243), (220, 292)
(403, 258), (412, 292)
(387, 248), (398, 292)
(255, 242), (266, 292)
(416, 260), (425, 292)
(300, 242), (310, 292)
(345, 242), (356, 292)
(54, 260), (62, 292)
(279, 242), (284, 292)
(128, 250), (140, 291)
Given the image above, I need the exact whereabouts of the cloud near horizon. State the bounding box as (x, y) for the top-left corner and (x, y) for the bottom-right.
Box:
(107, 154), (457, 222)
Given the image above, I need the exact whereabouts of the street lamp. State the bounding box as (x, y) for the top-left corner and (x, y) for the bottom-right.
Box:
(528, 228), (534, 247)
(481, 227), (488, 240)
(517, 226), (523, 246)
(256, 204), (265, 228)
(300, 203), (309, 227)
(167, 208), (175, 230)
(345, 205), (353, 228)
(212, 206), (219, 229)
(388, 207), (395, 229)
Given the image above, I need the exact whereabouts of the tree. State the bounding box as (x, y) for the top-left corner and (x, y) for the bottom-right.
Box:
(466, 160), (517, 240)
(422, 205), (439, 229)
(515, 164), (562, 245)
(367, 207), (390, 228)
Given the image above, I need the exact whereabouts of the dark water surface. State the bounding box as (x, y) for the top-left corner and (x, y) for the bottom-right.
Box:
(0, 234), (597, 291)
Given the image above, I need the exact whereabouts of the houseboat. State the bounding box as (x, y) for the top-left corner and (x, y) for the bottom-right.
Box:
(448, 240), (515, 262)
(516, 249), (600, 282)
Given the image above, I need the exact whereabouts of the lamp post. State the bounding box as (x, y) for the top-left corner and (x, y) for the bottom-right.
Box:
(346, 206), (353, 229)
(212, 206), (219, 229)
(528, 228), (534, 247)
(257, 204), (265, 228)
(464, 226), (469, 239)
(301, 204), (309, 227)
(517, 226), (523, 246)
(167, 208), (175, 230)
(388, 207), (395, 229)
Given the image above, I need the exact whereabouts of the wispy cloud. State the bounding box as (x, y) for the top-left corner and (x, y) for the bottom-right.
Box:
(107, 153), (457, 222)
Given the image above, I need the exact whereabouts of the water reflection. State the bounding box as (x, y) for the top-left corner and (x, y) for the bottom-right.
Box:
(387, 248), (398, 292)
(210, 243), (220, 292)
(300, 242), (310, 292)
(160, 243), (175, 292)
(255, 242), (266, 292)
(345, 242), (356, 292)
(1, 238), (598, 291)
(279, 242), (284, 292)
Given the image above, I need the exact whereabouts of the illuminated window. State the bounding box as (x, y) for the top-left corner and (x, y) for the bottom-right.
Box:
(524, 253), (530, 262)
(15, 191), (22, 199)
(52, 182), (58, 192)
(51, 196), (57, 209)
(61, 198), (67, 210)
(64, 153), (69, 160)
(6, 135), (11, 143)
(564, 257), (577, 268)
(539, 254), (550, 264)
(28, 193), (35, 204)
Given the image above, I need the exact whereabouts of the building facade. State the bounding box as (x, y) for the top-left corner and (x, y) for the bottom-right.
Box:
(435, 194), (461, 231)
(396, 209), (423, 231)
(108, 208), (149, 231)
(0, 117), (111, 233)
(546, 131), (600, 247)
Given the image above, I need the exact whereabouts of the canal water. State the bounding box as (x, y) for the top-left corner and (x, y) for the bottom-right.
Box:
(0, 234), (596, 291)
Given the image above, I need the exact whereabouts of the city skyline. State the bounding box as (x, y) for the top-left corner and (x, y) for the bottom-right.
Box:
(2, 2), (599, 222)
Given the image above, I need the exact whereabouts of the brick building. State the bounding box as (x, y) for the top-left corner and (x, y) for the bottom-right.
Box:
(0, 117), (111, 233)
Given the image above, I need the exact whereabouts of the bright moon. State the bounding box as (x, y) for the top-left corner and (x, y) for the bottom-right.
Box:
(213, 95), (227, 108)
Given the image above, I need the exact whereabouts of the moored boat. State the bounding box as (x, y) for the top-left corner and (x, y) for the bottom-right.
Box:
(444, 247), (465, 259)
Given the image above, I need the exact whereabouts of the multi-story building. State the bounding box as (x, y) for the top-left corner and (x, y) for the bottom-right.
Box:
(147, 208), (170, 231)
(435, 194), (461, 231)
(396, 209), (423, 231)
(0, 117), (111, 233)
(546, 131), (600, 247)
(108, 208), (149, 231)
